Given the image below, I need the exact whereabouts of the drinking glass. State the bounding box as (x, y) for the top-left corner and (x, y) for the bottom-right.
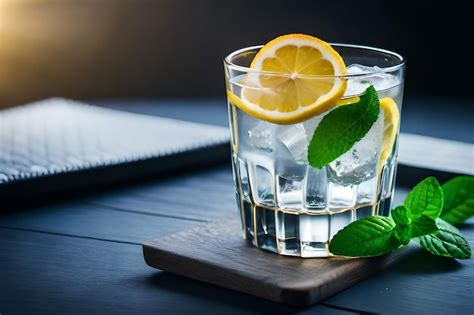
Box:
(224, 44), (405, 257)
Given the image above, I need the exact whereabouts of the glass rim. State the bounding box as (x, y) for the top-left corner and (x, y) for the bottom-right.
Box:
(224, 43), (405, 79)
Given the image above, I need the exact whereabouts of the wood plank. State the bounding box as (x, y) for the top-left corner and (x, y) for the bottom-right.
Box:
(143, 217), (415, 306)
(0, 202), (197, 244)
(0, 228), (352, 314)
(398, 134), (473, 176)
(396, 134), (474, 186)
(84, 165), (235, 221)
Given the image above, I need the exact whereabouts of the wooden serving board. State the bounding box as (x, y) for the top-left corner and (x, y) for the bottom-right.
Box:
(143, 216), (414, 306)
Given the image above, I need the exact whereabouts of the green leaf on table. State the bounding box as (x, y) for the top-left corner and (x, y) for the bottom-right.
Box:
(391, 205), (411, 226)
(417, 219), (471, 259)
(329, 216), (401, 257)
(404, 176), (443, 220)
(393, 213), (438, 245)
(410, 215), (439, 238)
(440, 176), (474, 225)
(307, 85), (380, 169)
(393, 224), (412, 245)
(391, 206), (413, 245)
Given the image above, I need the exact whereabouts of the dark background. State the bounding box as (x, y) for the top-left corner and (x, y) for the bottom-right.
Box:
(0, 2), (473, 313)
(0, 0), (472, 106)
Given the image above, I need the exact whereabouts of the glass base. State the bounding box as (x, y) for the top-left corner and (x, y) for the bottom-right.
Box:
(236, 194), (393, 258)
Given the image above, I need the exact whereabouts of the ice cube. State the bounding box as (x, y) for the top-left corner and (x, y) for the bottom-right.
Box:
(327, 110), (384, 185)
(346, 64), (365, 74)
(278, 123), (308, 164)
(277, 113), (326, 164)
(248, 121), (275, 152)
(345, 64), (400, 96)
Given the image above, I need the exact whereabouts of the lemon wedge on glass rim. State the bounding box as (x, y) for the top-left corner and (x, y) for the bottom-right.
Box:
(227, 34), (347, 125)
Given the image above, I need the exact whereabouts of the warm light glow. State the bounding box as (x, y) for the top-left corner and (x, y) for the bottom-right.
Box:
(0, 0), (118, 107)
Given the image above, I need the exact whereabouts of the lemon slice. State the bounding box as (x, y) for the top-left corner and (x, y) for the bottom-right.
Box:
(379, 97), (400, 166)
(231, 34), (347, 124)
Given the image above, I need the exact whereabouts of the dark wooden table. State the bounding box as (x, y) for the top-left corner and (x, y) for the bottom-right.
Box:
(1, 98), (473, 314)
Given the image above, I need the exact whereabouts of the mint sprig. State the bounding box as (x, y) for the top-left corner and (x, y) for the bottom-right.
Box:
(308, 85), (380, 169)
(329, 176), (473, 260)
(392, 205), (439, 245)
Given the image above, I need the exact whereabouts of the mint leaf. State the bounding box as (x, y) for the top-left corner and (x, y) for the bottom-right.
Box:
(393, 214), (438, 245)
(393, 225), (412, 245)
(440, 176), (474, 225)
(404, 177), (443, 220)
(410, 215), (438, 238)
(329, 216), (401, 257)
(417, 219), (471, 259)
(391, 205), (411, 226)
(308, 85), (380, 169)
(391, 205), (412, 245)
